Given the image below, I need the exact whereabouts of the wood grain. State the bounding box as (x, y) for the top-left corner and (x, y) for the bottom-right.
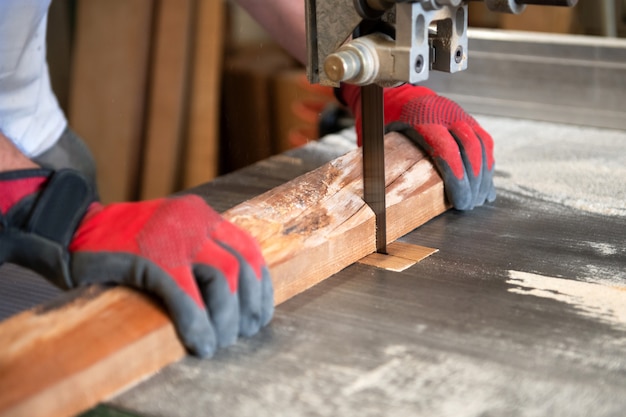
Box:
(182, 0), (225, 188)
(225, 132), (447, 303)
(0, 287), (185, 417)
(0, 132), (447, 417)
(139, 0), (195, 200)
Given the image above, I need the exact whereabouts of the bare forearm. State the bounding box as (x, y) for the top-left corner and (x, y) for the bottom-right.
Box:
(233, 0), (307, 64)
(0, 132), (39, 171)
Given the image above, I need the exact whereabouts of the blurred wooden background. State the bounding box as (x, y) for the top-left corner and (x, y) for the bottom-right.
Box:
(46, 0), (625, 203)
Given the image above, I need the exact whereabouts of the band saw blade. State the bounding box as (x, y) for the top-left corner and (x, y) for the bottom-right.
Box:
(361, 83), (387, 254)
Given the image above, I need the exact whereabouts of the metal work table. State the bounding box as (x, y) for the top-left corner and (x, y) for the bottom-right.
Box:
(103, 115), (625, 417)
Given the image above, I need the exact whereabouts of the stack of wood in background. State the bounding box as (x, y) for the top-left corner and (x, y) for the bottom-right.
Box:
(64, 0), (224, 203)
(48, 0), (337, 203)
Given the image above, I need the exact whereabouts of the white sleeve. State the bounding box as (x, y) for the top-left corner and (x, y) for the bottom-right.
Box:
(0, 0), (67, 157)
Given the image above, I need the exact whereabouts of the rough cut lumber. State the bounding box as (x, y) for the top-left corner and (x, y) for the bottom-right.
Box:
(0, 288), (185, 417)
(0, 133), (448, 417)
(226, 132), (448, 304)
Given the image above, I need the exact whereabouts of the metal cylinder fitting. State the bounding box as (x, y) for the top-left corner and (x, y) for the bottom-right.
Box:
(323, 33), (396, 86)
(324, 51), (363, 83)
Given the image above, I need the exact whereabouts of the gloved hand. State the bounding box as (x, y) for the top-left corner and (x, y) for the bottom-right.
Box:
(340, 83), (496, 210)
(0, 168), (273, 358)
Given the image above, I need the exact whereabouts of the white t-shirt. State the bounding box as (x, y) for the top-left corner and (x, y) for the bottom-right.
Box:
(0, 0), (66, 157)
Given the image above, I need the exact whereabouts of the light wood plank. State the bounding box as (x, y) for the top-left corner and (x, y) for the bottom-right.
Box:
(140, 0), (195, 200)
(68, 0), (154, 203)
(182, 0), (225, 188)
(0, 288), (184, 417)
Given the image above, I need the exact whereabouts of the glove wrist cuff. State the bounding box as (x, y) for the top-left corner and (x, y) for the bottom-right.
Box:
(26, 169), (97, 247)
(1, 169), (97, 288)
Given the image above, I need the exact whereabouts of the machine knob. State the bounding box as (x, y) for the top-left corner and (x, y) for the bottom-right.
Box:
(323, 34), (394, 85)
(324, 51), (362, 83)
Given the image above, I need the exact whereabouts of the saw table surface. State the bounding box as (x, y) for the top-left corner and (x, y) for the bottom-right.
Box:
(1, 116), (625, 417)
(110, 116), (626, 417)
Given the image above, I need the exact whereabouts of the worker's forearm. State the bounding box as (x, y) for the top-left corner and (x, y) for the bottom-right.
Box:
(233, 0), (307, 64)
(0, 132), (39, 171)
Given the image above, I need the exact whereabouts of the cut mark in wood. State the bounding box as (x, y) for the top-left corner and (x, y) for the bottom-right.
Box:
(358, 242), (438, 272)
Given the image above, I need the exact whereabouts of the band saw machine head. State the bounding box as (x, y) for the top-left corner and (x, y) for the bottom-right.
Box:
(305, 0), (579, 88)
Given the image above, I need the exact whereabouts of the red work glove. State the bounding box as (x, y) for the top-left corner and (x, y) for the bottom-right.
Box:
(0, 169), (273, 358)
(340, 84), (496, 210)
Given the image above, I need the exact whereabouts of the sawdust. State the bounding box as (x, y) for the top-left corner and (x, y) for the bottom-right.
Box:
(507, 270), (626, 331)
(476, 115), (626, 217)
(317, 118), (626, 217)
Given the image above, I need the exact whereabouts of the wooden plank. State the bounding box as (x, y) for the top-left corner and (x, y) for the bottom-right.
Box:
(182, 0), (225, 189)
(140, 0), (195, 200)
(68, 0), (154, 203)
(0, 288), (184, 417)
(226, 133), (447, 303)
(0, 132), (447, 417)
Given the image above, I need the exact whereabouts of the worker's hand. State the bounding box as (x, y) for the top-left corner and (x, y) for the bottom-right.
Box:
(340, 83), (496, 210)
(0, 169), (273, 358)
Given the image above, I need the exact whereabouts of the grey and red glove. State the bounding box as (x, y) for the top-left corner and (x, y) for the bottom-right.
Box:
(340, 83), (496, 210)
(0, 168), (273, 357)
